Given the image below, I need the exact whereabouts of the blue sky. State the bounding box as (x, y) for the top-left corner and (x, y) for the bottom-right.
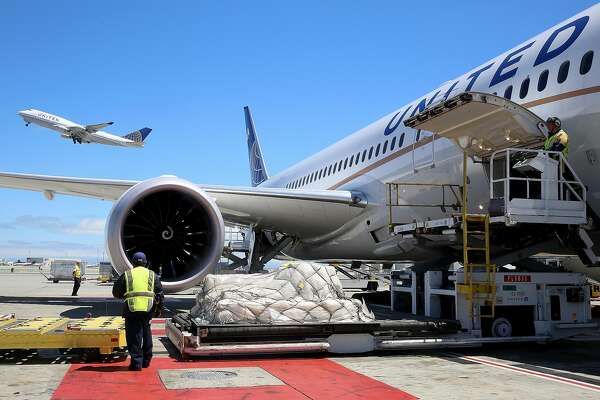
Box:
(0, 0), (596, 261)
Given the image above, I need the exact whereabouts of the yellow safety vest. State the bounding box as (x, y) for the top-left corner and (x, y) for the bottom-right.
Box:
(73, 266), (81, 279)
(124, 267), (155, 313)
(544, 129), (569, 157)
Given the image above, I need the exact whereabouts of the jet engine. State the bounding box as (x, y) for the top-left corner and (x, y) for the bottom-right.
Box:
(106, 176), (225, 293)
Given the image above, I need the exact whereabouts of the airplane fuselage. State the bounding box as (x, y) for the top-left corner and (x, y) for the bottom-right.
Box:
(261, 5), (600, 262)
(18, 109), (144, 147)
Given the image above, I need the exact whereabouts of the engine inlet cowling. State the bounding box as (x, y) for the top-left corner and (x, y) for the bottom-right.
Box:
(106, 176), (225, 293)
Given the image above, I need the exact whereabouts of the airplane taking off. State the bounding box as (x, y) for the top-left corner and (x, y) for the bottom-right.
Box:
(1, 3), (600, 293)
(18, 109), (151, 147)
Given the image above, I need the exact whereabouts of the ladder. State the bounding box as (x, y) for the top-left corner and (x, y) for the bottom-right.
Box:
(457, 152), (496, 318)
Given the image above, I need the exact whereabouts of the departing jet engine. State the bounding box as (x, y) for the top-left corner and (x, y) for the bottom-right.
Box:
(106, 176), (225, 293)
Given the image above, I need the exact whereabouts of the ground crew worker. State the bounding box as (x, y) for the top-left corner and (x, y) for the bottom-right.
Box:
(71, 263), (81, 296)
(544, 117), (569, 157)
(112, 252), (163, 371)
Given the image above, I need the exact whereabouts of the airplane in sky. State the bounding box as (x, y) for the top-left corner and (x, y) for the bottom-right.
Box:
(2, 3), (600, 292)
(18, 109), (152, 147)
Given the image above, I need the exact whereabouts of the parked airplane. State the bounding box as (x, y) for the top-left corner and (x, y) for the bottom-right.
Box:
(18, 109), (151, 147)
(2, 4), (600, 292)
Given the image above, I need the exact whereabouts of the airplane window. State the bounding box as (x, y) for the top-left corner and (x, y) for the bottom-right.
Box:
(368, 146), (374, 160)
(503, 85), (513, 100)
(355, 152), (360, 165)
(375, 143), (381, 157)
(537, 70), (549, 92)
(318, 169), (322, 180)
(390, 136), (397, 151)
(382, 140), (388, 155)
(362, 149), (367, 162)
(398, 132), (405, 148)
(557, 60), (570, 84)
(328, 164), (333, 176)
(349, 155), (354, 166)
(343, 158), (349, 169)
(580, 51), (593, 75)
(519, 77), (530, 99)
(338, 161), (343, 172)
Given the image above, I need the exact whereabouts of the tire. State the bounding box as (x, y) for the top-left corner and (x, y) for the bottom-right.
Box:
(53, 279), (59, 283)
(491, 317), (513, 338)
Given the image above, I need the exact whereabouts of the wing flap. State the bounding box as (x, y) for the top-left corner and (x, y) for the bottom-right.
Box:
(0, 171), (136, 200)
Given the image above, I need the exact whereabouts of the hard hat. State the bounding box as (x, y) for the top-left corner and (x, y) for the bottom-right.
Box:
(132, 252), (147, 266)
(546, 117), (562, 129)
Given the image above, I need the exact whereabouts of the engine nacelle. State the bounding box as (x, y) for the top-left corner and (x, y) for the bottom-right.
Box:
(106, 176), (225, 293)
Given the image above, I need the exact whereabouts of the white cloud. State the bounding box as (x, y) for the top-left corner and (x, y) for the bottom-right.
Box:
(0, 215), (105, 236)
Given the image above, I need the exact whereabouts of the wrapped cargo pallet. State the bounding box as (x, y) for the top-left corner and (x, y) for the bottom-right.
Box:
(190, 261), (374, 324)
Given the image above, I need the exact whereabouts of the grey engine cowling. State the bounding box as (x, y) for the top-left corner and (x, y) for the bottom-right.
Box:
(106, 176), (225, 293)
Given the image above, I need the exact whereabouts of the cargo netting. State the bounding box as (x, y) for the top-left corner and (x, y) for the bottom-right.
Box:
(190, 261), (375, 324)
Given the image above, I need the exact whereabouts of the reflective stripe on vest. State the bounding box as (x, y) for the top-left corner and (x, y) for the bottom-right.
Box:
(124, 267), (155, 312)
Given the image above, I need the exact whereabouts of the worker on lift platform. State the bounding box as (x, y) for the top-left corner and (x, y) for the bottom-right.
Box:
(544, 117), (569, 157)
(112, 252), (164, 371)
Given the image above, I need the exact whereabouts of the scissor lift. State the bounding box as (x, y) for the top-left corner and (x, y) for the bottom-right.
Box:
(0, 314), (126, 355)
(386, 91), (600, 320)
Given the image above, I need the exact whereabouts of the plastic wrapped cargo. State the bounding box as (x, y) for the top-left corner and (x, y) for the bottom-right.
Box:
(49, 259), (86, 282)
(190, 261), (374, 324)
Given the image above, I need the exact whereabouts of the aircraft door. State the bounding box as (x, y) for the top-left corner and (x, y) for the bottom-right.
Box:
(412, 129), (436, 172)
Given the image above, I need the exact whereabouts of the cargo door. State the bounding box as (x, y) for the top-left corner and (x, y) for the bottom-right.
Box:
(404, 91), (548, 158)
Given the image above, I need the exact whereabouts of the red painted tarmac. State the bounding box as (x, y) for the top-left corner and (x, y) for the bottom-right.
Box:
(51, 357), (417, 399)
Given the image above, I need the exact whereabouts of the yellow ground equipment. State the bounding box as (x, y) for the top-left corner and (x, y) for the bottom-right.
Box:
(0, 314), (126, 355)
(456, 153), (496, 319)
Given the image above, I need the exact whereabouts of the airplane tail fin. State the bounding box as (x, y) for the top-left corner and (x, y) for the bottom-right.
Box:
(123, 127), (152, 143)
(244, 106), (269, 187)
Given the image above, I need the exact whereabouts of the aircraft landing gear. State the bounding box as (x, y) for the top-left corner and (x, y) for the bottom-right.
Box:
(25, 123), (29, 127)
(72, 138), (77, 144)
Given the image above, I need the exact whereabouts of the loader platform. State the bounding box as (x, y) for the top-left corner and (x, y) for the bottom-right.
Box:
(0, 314), (126, 355)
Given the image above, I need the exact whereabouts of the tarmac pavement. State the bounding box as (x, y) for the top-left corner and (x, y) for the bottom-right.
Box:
(1, 271), (600, 399)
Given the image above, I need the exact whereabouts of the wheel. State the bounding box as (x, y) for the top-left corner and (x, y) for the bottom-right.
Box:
(53, 279), (59, 283)
(491, 317), (513, 338)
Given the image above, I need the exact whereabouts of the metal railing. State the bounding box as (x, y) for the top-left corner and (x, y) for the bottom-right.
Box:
(489, 148), (586, 214)
(386, 182), (462, 232)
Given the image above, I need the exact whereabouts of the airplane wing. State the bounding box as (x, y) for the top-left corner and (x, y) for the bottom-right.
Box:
(0, 172), (367, 238)
(84, 122), (114, 132)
